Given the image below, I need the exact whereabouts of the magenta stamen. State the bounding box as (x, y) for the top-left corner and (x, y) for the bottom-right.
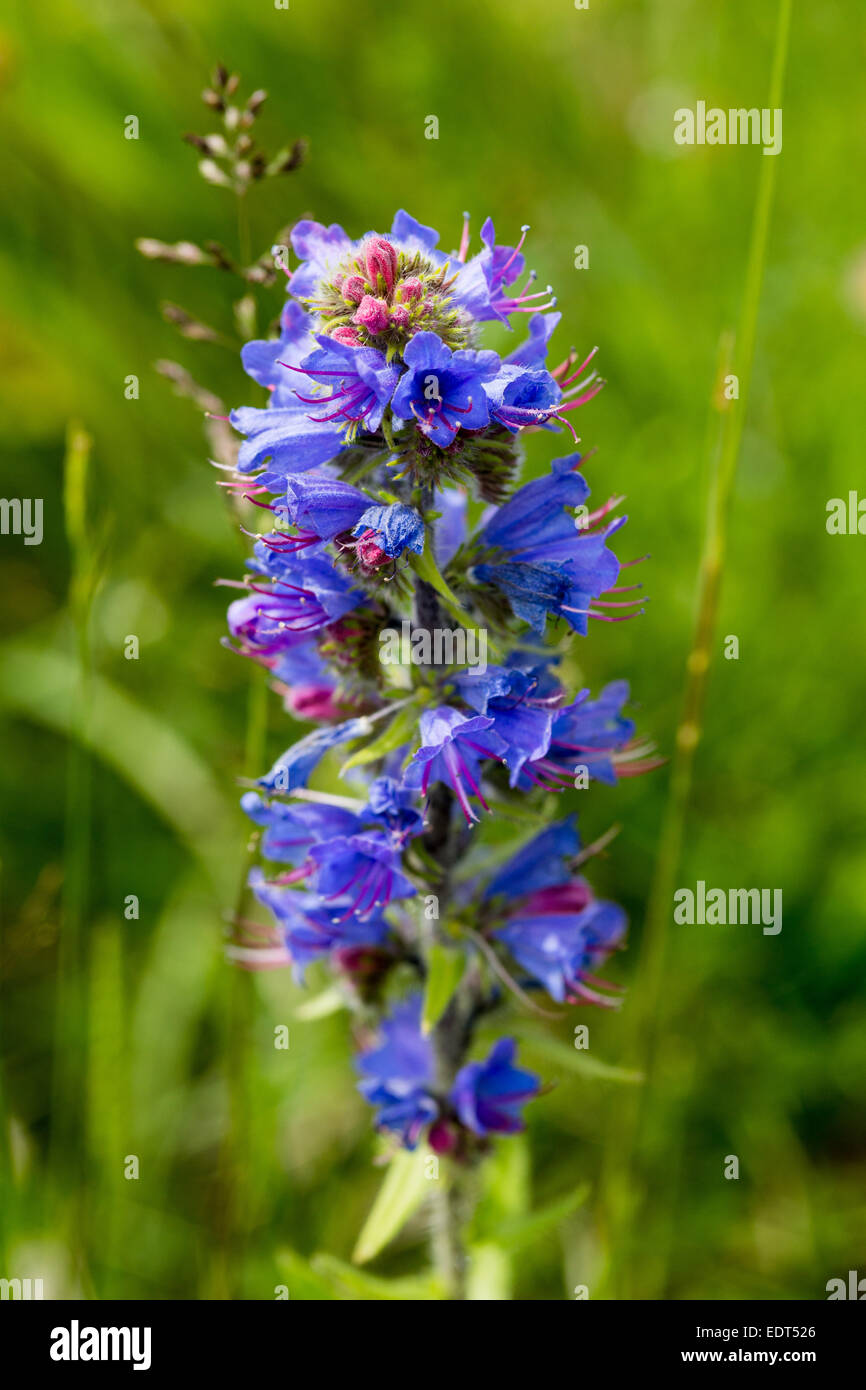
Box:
(453, 748), (490, 812)
(244, 493), (278, 512)
(327, 862), (367, 904)
(272, 866), (309, 886)
(498, 224), (530, 278)
(592, 597), (648, 609)
(559, 345), (599, 387)
(442, 743), (478, 823)
(458, 211), (471, 263)
(556, 383), (606, 413)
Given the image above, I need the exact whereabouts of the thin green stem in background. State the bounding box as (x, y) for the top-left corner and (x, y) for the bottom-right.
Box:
(209, 182), (267, 1297)
(51, 422), (97, 1286)
(601, 0), (793, 1300)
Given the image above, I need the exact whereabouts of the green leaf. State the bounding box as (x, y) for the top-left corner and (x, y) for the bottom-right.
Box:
(342, 704), (417, 774)
(475, 1183), (590, 1255)
(465, 1134), (530, 1300)
(294, 986), (346, 1021)
(0, 644), (237, 898)
(275, 1248), (339, 1301)
(517, 1028), (645, 1085)
(352, 1146), (433, 1265)
(421, 942), (465, 1034)
(409, 543), (500, 661)
(466, 1242), (512, 1301)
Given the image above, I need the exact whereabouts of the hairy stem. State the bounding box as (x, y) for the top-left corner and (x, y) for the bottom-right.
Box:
(430, 984), (479, 1299)
(431, 1176), (468, 1299)
(412, 520), (476, 1297)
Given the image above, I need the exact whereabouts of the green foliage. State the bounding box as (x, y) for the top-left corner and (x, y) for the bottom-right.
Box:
(1, 0), (865, 1301)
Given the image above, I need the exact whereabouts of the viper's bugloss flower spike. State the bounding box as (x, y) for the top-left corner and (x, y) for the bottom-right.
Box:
(177, 200), (657, 1160)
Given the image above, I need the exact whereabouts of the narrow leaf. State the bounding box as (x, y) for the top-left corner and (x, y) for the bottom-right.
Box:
(518, 1028), (645, 1085)
(409, 544), (500, 660)
(422, 942), (465, 1034)
(352, 1146), (432, 1265)
(294, 986), (346, 1021)
(342, 704), (417, 774)
(482, 1183), (590, 1255)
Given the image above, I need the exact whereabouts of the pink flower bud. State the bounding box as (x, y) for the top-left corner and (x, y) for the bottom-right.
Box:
(521, 882), (593, 916)
(352, 295), (390, 335)
(399, 276), (423, 303)
(341, 274), (366, 304)
(389, 305), (409, 328)
(428, 1119), (459, 1155)
(287, 684), (341, 721)
(355, 529), (390, 571)
(332, 945), (392, 980)
(331, 325), (362, 346)
(364, 237), (398, 293)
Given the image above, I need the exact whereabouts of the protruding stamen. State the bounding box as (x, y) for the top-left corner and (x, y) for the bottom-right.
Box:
(458, 211), (471, 264)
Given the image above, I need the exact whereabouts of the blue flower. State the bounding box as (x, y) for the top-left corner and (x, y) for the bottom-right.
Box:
(495, 894), (627, 1006)
(453, 665), (556, 786)
(365, 777), (424, 837)
(247, 868), (390, 983)
(289, 220), (364, 300)
(280, 473), (369, 548)
(503, 311), (562, 368)
(290, 336), (402, 432)
(308, 831), (417, 918)
(357, 995), (438, 1148)
(229, 402), (346, 477)
(484, 818), (581, 901)
(450, 1039), (540, 1135)
(478, 452), (590, 551)
(520, 680), (636, 789)
(472, 219), (556, 324)
(289, 211), (489, 327)
(271, 479), (424, 573)
(403, 706), (508, 823)
(240, 791), (361, 864)
(234, 326), (400, 477)
(390, 333), (500, 447)
(483, 363), (563, 433)
(241, 301), (318, 406)
(486, 820), (627, 1004)
(226, 547), (363, 661)
(474, 454), (626, 635)
(350, 503), (425, 559)
(258, 718), (372, 793)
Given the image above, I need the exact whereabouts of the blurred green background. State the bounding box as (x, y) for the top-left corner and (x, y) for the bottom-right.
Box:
(1, 0), (865, 1300)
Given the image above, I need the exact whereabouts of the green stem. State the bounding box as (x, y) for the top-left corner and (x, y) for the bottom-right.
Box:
(52, 422), (96, 1278)
(601, 0), (793, 1299)
(210, 661), (269, 1299)
(431, 1177), (468, 1300)
(236, 189), (252, 269)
